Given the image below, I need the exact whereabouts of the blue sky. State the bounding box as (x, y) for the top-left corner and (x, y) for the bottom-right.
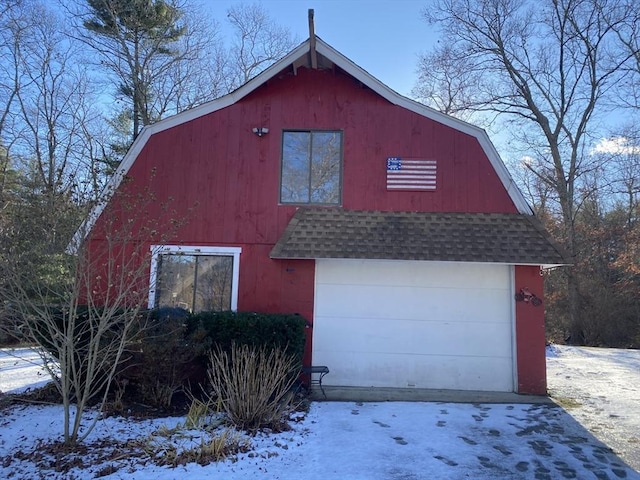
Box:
(203, 0), (437, 97)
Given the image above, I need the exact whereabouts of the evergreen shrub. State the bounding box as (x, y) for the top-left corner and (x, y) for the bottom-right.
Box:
(187, 311), (306, 362)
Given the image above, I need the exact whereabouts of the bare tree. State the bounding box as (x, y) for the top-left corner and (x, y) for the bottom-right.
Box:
(223, 3), (299, 90)
(72, 0), (228, 146)
(0, 0), (153, 446)
(0, 179), (186, 445)
(0, 1), (114, 268)
(607, 0), (640, 110)
(147, 6), (227, 114)
(0, 0), (31, 154)
(592, 132), (640, 224)
(0, 0), (106, 248)
(0, 3), (16, 136)
(15, 9), (85, 194)
(417, 0), (636, 342)
(413, 43), (485, 122)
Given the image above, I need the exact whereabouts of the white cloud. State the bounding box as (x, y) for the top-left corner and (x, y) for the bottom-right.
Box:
(592, 136), (640, 155)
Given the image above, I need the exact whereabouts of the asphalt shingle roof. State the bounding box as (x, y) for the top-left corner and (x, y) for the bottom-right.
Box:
(270, 209), (570, 265)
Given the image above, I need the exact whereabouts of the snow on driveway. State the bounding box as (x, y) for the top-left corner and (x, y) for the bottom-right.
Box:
(547, 345), (640, 472)
(0, 347), (51, 394)
(1, 346), (639, 479)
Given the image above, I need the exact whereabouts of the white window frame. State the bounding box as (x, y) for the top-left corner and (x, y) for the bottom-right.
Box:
(148, 245), (242, 311)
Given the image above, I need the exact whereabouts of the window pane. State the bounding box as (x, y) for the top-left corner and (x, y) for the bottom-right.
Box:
(281, 131), (310, 203)
(193, 256), (233, 312)
(310, 131), (341, 204)
(155, 254), (234, 312)
(156, 254), (196, 311)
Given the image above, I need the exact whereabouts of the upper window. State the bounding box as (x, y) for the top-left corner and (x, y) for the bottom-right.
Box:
(148, 246), (241, 313)
(280, 130), (342, 204)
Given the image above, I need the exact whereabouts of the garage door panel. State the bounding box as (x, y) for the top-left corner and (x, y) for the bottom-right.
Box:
(311, 350), (514, 391)
(313, 259), (514, 392)
(313, 316), (512, 357)
(316, 284), (510, 323)
(317, 260), (510, 289)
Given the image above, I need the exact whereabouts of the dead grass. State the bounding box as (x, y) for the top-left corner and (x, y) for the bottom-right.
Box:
(550, 394), (583, 409)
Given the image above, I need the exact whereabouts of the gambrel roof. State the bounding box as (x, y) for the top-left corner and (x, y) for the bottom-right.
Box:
(72, 35), (532, 249)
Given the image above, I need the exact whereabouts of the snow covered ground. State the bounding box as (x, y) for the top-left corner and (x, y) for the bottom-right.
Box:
(547, 345), (640, 472)
(1, 346), (639, 479)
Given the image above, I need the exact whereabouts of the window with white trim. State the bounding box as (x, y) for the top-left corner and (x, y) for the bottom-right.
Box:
(148, 246), (241, 312)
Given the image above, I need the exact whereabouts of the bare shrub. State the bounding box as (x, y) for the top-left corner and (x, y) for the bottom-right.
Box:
(0, 183), (186, 445)
(207, 344), (300, 431)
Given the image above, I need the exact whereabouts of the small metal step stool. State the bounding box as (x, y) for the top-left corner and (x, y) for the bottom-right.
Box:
(302, 365), (330, 399)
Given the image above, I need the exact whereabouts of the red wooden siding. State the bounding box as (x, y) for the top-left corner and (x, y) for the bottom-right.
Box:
(514, 265), (547, 395)
(90, 66), (524, 373)
(119, 67), (518, 250)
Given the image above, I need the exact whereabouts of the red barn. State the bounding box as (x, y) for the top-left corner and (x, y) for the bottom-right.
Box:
(79, 36), (567, 396)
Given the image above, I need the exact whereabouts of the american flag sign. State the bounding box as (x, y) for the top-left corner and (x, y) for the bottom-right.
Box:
(386, 158), (437, 190)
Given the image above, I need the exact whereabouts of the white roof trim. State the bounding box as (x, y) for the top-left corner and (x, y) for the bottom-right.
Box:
(71, 36), (531, 251)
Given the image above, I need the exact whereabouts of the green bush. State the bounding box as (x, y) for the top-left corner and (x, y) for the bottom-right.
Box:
(119, 307), (207, 408)
(116, 310), (306, 409)
(186, 311), (306, 362)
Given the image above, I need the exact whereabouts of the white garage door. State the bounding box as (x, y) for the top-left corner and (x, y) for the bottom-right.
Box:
(313, 259), (515, 392)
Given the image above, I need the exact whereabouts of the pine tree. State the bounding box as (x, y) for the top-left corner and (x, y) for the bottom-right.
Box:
(83, 0), (186, 140)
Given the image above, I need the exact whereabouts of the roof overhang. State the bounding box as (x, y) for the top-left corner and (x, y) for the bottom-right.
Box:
(270, 208), (572, 267)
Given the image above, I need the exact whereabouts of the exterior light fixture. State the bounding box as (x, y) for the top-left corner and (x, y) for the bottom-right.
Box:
(252, 127), (269, 137)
